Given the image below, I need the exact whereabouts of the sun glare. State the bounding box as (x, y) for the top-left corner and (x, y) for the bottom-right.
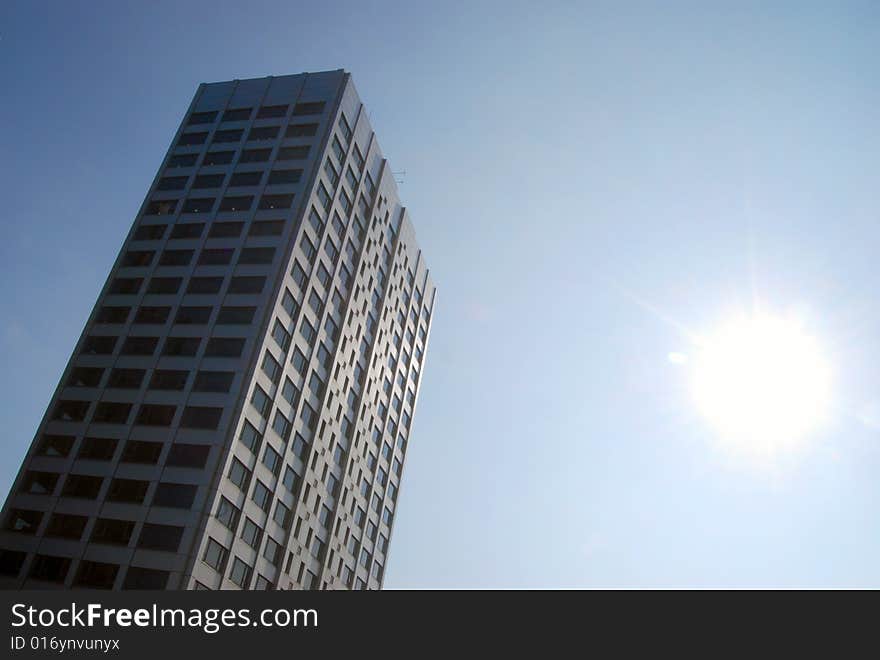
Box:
(691, 314), (832, 457)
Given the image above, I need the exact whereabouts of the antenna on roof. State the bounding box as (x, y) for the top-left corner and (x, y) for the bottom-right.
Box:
(393, 170), (406, 184)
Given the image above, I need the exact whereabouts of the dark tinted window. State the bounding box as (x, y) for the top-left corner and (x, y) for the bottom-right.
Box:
(286, 123), (318, 137)
(74, 560), (118, 589)
(157, 176), (187, 191)
(77, 437), (117, 461)
(198, 248), (234, 265)
(61, 474), (103, 499)
(258, 194), (293, 210)
(177, 132), (207, 146)
(228, 275), (265, 294)
(277, 145), (309, 160)
(229, 171), (262, 187)
(109, 277), (142, 294)
(90, 518), (134, 546)
(182, 198), (214, 214)
(212, 129), (244, 143)
(159, 249), (194, 266)
(146, 277), (182, 294)
(238, 247), (275, 264)
(179, 406), (222, 430)
(166, 443), (210, 468)
(239, 148), (271, 163)
(133, 224), (167, 240)
(122, 250), (154, 267)
(135, 404), (176, 426)
(133, 306), (170, 324)
(148, 369), (188, 390)
(257, 105), (287, 118)
(205, 337), (244, 357)
(152, 483), (197, 509)
(192, 174), (224, 189)
(52, 400), (89, 421)
(66, 366), (103, 387)
(122, 567), (169, 590)
(44, 513), (87, 539)
(120, 336), (158, 355)
(188, 111), (217, 125)
(20, 471), (59, 495)
(216, 306), (256, 324)
(120, 441), (162, 465)
(162, 336), (200, 356)
(247, 126), (279, 141)
(222, 108), (251, 122)
(36, 434), (74, 458)
(4, 508), (42, 534)
(137, 524), (183, 552)
(208, 221), (243, 238)
(145, 199), (178, 216)
(168, 153), (198, 167)
(29, 554), (71, 583)
(107, 478), (149, 503)
(293, 101), (326, 116)
(193, 370), (234, 392)
(268, 169), (302, 185)
(203, 150), (234, 165)
(91, 402), (132, 424)
(107, 368), (145, 389)
(82, 335), (117, 355)
(219, 195), (253, 212)
(174, 306), (212, 324)
(186, 276), (223, 294)
(170, 222), (205, 239)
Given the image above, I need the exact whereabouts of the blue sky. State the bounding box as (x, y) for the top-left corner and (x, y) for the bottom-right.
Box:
(2, 1), (880, 587)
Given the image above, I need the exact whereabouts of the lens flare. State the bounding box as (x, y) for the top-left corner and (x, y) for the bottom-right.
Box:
(692, 314), (831, 457)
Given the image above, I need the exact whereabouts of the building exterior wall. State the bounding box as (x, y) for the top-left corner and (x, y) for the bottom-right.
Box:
(0, 71), (435, 591)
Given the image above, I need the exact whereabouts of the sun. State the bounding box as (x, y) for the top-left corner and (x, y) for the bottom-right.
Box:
(691, 313), (832, 457)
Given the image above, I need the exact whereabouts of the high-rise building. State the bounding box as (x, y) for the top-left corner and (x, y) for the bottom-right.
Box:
(0, 71), (435, 590)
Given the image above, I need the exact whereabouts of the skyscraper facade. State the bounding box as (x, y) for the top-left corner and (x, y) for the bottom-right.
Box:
(0, 71), (435, 590)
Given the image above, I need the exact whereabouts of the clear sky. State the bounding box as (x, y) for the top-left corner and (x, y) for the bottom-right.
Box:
(2, 0), (880, 588)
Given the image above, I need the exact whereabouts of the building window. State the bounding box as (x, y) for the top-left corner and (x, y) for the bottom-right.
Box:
(258, 194), (294, 210)
(229, 557), (251, 589)
(186, 276), (223, 294)
(228, 457), (252, 491)
(137, 523), (183, 552)
(268, 169), (302, 185)
(188, 111), (217, 125)
(198, 248), (234, 265)
(107, 478), (149, 503)
(203, 150), (234, 165)
(212, 129), (244, 144)
(177, 132), (207, 147)
(166, 443), (210, 468)
(238, 247), (275, 265)
(205, 337), (244, 357)
(135, 404), (176, 427)
(222, 108), (252, 122)
(120, 440), (162, 465)
(152, 482), (197, 509)
(122, 567), (169, 590)
(192, 174), (225, 189)
(219, 196), (253, 212)
(229, 171), (262, 187)
(162, 336), (200, 356)
(44, 513), (87, 540)
(203, 538), (228, 571)
(278, 145), (309, 161)
(193, 370), (234, 392)
(240, 517), (261, 548)
(61, 474), (103, 499)
(182, 198), (215, 214)
(77, 436), (117, 461)
(145, 199), (177, 216)
(180, 406), (223, 430)
(286, 123), (318, 138)
(247, 126), (279, 141)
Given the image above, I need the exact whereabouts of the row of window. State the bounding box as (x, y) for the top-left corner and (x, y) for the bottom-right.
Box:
(6, 509), (184, 553)
(156, 168), (302, 191)
(0, 551), (170, 589)
(133, 220), (284, 242)
(187, 101), (326, 127)
(66, 367), (233, 392)
(122, 245), (275, 268)
(51, 400), (223, 429)
(80, 334), (244, 358)
(145, 194), (293, 216)
(20, 472), (199, 507)
(109, 273), (265, 297)
(177, 123), (318, 149)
